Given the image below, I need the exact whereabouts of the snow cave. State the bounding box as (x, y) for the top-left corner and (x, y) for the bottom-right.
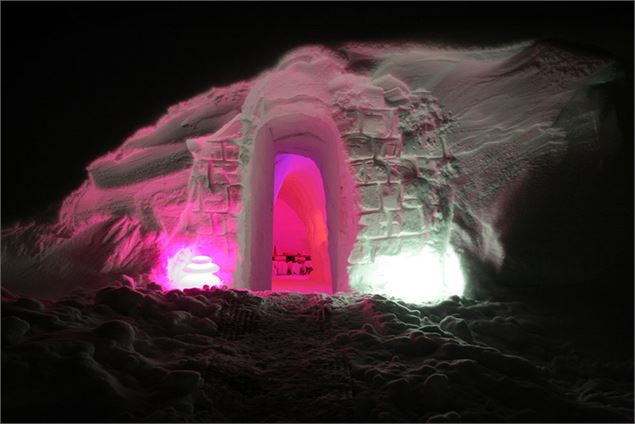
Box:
(20, 42), (621, 303)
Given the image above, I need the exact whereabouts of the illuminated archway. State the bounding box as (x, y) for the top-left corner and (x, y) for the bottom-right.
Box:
(272, 153), (331, 293)
(237, 112), (359, 293)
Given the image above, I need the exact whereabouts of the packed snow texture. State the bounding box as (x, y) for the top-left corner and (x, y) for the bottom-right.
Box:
(2, 283), (632, 422)
(1, 40), (626, 299)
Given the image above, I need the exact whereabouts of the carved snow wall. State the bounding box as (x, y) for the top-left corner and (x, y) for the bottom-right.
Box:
(177, 47), (457, 294)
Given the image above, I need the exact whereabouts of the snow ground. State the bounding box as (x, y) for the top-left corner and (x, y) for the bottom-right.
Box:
(2, 281), (632, 422)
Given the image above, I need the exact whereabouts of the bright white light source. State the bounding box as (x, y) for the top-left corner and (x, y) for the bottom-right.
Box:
(180, 255), (221, 288)
(362, 246), (465, 304)
(167, 248), (222, 289)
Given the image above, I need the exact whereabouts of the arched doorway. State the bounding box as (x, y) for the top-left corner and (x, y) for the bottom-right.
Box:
(272, 153), (332, 293)
(237, 112), (359, 293)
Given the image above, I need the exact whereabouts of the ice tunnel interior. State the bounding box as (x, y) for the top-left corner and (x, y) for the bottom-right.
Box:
(272, 153), (332, 294)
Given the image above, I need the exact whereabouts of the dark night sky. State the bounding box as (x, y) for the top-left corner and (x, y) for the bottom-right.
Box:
(1, 1), (633, 225)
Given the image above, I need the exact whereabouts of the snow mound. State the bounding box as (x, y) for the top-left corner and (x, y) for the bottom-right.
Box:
(1, 40), (628, 299)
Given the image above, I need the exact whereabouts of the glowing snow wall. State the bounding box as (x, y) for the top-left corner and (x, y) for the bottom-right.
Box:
(342, 110), (463, 303)
(173, 118), (244, 287)
(180, 47), (463, 300)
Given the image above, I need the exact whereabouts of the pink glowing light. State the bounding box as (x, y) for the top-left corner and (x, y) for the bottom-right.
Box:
(152, 243), (223, 290)
(168, 248), (222, 290)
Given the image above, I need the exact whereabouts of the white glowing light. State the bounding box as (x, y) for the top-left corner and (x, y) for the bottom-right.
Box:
(167, 248), (222, 289)
(363, 246), (465, 304)
(180, 255), (221, 288)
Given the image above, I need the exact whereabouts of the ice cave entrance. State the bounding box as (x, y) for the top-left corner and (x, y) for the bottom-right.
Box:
(241, 112), (355, 294)
(271, 153), (332, 294)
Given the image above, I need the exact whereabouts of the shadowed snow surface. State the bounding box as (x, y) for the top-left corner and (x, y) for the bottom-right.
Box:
(2, 282), (632, 423)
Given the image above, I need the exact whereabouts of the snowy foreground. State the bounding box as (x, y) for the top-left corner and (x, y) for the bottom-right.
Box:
(2, 282), (632, 423)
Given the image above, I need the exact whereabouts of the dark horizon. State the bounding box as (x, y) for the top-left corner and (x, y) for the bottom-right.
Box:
(2, 1), (633, 225)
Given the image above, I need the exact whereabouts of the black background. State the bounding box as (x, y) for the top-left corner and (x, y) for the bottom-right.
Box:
(2, 1), (633, 225)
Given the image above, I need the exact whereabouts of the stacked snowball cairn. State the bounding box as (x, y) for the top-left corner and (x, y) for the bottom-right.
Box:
(179, 255), (221, 288)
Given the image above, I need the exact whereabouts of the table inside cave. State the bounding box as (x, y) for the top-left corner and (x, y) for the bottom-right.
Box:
(271, 275), (331, 294)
